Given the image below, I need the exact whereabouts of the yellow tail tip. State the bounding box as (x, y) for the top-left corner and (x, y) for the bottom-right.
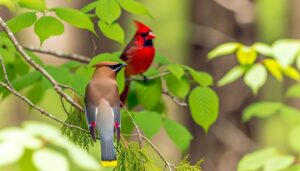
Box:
(101, 160), (117, 167)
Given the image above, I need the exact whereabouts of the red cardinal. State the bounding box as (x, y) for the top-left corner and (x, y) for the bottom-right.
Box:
(120, 21), (156, 104)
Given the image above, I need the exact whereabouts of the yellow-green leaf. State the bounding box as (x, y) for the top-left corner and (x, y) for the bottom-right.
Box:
(282, 66), (300, 81)
(218, 66), (245, 86)
(244, 64), (267, 94)
(95, 0), (121, 25)
(272, 40), (300, 67)
(18, 0), (46, 11)
(34, 16), (64, 45)
(118, 0), (152, 17)
(263, 59), (283, 81)
(7, 12), (36, 33)
(236, 46), (257, 65)
(252, 42), (273, 56)
(208, 42), (241, 59)
(98, 21), (124, 44)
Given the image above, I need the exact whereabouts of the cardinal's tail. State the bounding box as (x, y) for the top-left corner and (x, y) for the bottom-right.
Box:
(120, 77), (131, 105)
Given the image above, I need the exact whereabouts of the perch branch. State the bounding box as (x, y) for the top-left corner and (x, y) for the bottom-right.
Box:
(0, 16), (84, 112)
(0, 56), (87, 133)
(23, 46), (90, 63)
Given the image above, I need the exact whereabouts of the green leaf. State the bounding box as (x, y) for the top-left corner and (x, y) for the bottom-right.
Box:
(218, 66), (245, 86)
(89, 53), (123, 66)
(289, 126), (300, 153)
(64, 144), (101, 170)
(188, 87), (219, 132)
(286, 84), (300, 98)
(0, 141), (24, 166)
(282, 66), (300, 81)
(33, 148), (69, 171)
(264, 155), (294, 171)
(55, 7), (96, 34)
(165, 74), (190, 99)
(26, 81), (44, 104)
(237, 148), (278, 171)
(7, 12), (36, 33)
(134, 111), (162, 138)
(189, 70), (213, 86)
(208, 42), (241, 59)
(18, 0), (47, 11)
(134, 78), (162, 110)
(154, 54), (170, 65)
(34, 16), (64, 44)
(263, 59), (283, 80)
(121, 114), (134, 135)
(15, 58), (30, 76)
(163, 119), (193, 151)
(116, 68), (125, 94)
(244, 64), (267, 94)
(45, 66), (70, 85)
(95, 0), (121, 24)
(98, 21), (124, 43)
(252, 42), (273, 56)
(118, 0), (152, 16)
(80, 1), (99, 13)
(11, 71), (41, 91)
(242, 102), (283, 121)
(272, 40), (300, 67)
(236, 46), (257, 65)
(167, 64), (184, 79)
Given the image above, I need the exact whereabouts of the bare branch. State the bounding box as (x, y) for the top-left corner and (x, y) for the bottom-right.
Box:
(162, 89), (188, 108)
(0, 55), (13, 88)
(129, 71), (170, 81)
(23, 46), (90, 63)
(0, 16), (84, 112)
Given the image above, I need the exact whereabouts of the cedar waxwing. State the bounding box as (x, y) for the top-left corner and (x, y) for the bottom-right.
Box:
(84, 61), (126, 167)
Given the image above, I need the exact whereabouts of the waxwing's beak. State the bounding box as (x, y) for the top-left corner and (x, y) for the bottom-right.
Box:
(115, 63), (127, 72)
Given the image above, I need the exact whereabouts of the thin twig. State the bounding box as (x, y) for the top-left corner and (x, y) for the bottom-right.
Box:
(0, 17), (84, 112)
(88, 32), (97, 56)
(162, 89), (188, 108)
(0, 82), (87, 132)
(120, 101), (143, 148)
(0, 55), (13, 88)
(23, 46), (90, 63)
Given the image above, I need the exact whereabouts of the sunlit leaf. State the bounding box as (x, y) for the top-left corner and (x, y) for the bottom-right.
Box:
(263, 59), (283, 80)
(272, 40), (300, 67)
(18, 0), (47, 11)
(167, 64), (184, 79)
(236, 46), (257, 65)
(237, 148), (278, 171)
(264, 155), (294, 171)
(188, 87), (219, 132)
(98, 21), (124, 43)
(55, 8), (96, 35)
(282, 66), (300, 81)
(80, 1), (99, 13)
(208, 42), (241, 59)
(218, 66), (245, 86)
(252, 42), (273, 56)
(244, 64), (267, 94)
(118, 0), (152, 17)
(154, 54), (170, 65)
(89, 53), (123, 66)
(7, 12), (36, 33)
(0, 141), (24, 166)
(95, 0), (121, 24)
(165, 74), (190, 99)
(242, 102), (283, 121)
(33, 148), (69, 171)
(34, 16), (64, 44)
(163, 119), (193, 151)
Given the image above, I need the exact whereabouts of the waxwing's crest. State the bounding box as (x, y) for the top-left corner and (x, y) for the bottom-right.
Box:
(134, 20), (151, 33)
